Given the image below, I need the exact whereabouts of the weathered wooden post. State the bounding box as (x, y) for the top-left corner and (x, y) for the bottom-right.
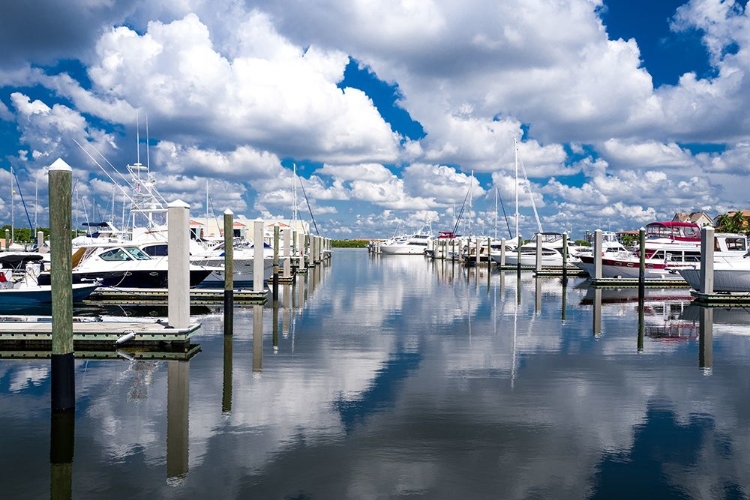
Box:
(699, 306), (713, 374)
(49, 158), (74, 412)
(700, 226), (714, 294)
(272, 224), (280, 301)
(638, 227), (646, 299)
(272, 290), (279, 353)
(253, 219), (264, 293)
(168, 200), (190, 330)
(594, 229), (603, 280)
(223, 209), (234, 335)
(282, 229), (291, 280)
(535, 277), (542, 313)
(535, 233), (543, 273)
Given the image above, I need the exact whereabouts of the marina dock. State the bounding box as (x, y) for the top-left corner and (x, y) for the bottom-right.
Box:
(0, 318), (201, 349)
(88, 286), (269, 305)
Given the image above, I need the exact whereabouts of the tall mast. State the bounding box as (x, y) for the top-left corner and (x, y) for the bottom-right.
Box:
(514, 138), (519, 241)
(292, 163), (298, 223)
(10, 166), (14, 243)
(494, 186), (498, 240)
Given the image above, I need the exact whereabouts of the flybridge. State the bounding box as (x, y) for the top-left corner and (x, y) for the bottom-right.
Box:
(645, 222), (701, 242)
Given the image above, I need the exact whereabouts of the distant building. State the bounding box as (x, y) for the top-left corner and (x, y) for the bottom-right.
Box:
(672, 211), (713, 227)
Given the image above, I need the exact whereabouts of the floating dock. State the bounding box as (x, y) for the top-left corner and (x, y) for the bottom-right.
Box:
(0, 317), (201, 349)
(588, 278), (691, 288)
(0, 343), (202, 360)
(690, 290), (750, 306)
(87, 287), (268, 305)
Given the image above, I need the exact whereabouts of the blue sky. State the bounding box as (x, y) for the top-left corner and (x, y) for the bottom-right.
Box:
(2, 0), (750, 239)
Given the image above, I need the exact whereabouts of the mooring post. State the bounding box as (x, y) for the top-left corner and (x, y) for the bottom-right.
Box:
(451, 239), (455, 264)
(223, 209), (234, 335)
(4, 228), (8, 251)
(562, 232), (569, 285)
(253, 219), (264, 293)
(700, 226), (715, 294)
(500, 238), (506, 266)
(37, 230), (44, 251)
(272, 291), (279, 353)
(594, 229), (603, 280)
(638, 227), (646, 299)
(49, 158), (74, 412)
(273, 224), (280, 301)
(475, 238), (480, 266)
(282, 229), (291, 279)
(168, 200), (191, 330)
(637, 293), (645, 352)
(535, 233), (542, 273)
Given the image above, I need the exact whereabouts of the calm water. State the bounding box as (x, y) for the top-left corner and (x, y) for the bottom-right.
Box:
(2, 249), (750, 499)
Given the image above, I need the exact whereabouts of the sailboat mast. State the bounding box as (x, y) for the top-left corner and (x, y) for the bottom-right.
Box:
(10, 166), (14, 243)
(494, 186), (498, 240)
(514, 138), (519, 241)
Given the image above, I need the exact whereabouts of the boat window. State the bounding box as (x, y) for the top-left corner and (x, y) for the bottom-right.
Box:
(142, 244), (169, 257)
(651, 250), (664, 260)
(684, 251), (701, 262)
(124, 247), (152, 260)
(725, 237), (747, 251)
(99, 248), (132, 261)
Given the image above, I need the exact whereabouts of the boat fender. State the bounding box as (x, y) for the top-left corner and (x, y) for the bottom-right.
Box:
(115, 330), (137, 345)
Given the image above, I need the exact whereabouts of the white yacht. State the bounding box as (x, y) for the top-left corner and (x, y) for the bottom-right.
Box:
(379, 233), (433, 255)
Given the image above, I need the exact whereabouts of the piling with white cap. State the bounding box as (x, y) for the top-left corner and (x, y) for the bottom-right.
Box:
(49, 158), (74, 412)
(253, 219), (264, 293)
(168, 200), (191, 330)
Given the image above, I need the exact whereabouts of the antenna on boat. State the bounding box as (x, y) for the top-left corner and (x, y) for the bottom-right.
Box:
(145, 113), (150, 175)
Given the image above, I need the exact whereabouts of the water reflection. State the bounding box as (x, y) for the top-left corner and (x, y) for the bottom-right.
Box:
(6, 250), (750, 498)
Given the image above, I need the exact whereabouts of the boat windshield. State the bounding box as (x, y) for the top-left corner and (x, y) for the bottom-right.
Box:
(124, 247), (152, 260)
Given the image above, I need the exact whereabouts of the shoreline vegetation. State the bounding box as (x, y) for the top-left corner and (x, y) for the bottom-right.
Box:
(331, 239), (370, 248)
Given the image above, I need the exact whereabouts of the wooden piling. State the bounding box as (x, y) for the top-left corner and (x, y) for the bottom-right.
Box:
(49, 158), (74, 412)
(168, 200), (191, 330)
(517, 236), (522, 277)
(593, 229), (603, 279)
(282, 229), (291, 279)
(222, 334), (233, 412)
(638, 228), (646, 299)
(291, 230), (298, 272)
(273, 224), (280, 301)
(223, 209), (234, 335)
(253, 304), (263, 372)
(500, 238), (506, 266)
(535, 233), (542, 272)
(37, 230), (44, 251)
(253, 219), (264, 293)
(167, 361), (189, 481)
(4, 228), (8, 251)
(700, 226), (714, 294)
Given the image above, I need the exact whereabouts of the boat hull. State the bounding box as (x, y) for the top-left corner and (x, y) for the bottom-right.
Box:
(0, 283), (100, 314)
(38, 269), (212, 288)
(679, 268), (750, 293)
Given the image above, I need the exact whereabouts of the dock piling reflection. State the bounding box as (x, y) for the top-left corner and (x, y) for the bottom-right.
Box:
(167, 360), (189, 483)
(253, 304), (263, 372)
(50, 410), (74, 500)
(699, 306), (713, 374)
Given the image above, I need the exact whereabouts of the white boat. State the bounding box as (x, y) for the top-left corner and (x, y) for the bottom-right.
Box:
(138, 239), (274, 286)
(677, 233), (750, 292)
(379, 233), (433, 255)
(502, 232), (578, 267)
(0, 255), (99, 313)
(575, 221), (703, 279)
(37, 244), (213, 288)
